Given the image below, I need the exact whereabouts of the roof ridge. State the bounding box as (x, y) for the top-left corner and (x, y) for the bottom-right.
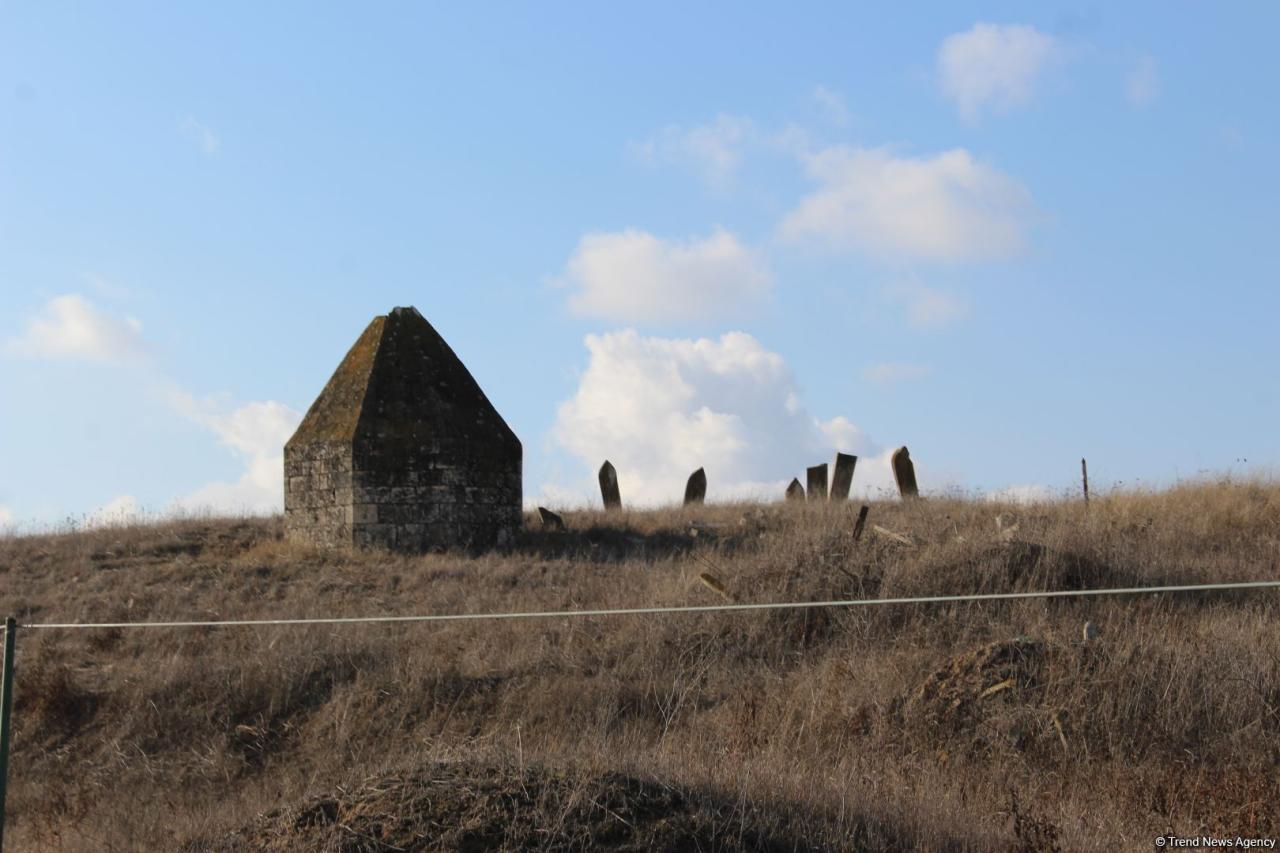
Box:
(286, 306), (519, 453)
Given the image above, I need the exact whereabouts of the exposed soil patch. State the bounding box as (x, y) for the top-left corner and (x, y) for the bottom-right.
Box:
(895, 637), (1075, 757)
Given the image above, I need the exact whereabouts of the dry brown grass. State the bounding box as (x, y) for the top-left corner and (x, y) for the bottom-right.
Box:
(0, 478), (1278, 850)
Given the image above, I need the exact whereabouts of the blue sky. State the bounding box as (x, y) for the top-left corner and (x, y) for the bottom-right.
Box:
(2, 3), (1277, 526)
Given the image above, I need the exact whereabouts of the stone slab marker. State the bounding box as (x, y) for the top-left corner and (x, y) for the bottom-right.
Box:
(830, 452), (857, 501)
(598, 460), (622, 511)
(806, 464), (829, 502)
(683, 467), (706, 506)
(892, 446), (919, 498)
(785, 478), (805, 501)
(537, 507), (565, 531)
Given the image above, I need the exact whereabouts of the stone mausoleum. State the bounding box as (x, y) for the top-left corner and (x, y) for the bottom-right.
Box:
(284, 306), (522, 551)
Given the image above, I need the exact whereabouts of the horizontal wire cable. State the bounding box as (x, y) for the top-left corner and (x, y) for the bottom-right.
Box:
(11, 579), (1280, 632)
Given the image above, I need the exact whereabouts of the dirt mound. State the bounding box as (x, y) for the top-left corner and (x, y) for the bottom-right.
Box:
(186, 762), (814, 852)
(897, 638), (1075, 756)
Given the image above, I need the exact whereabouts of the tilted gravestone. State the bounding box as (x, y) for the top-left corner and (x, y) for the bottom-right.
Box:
(807, 464), (829, 502)
(785, 478), (805, 501)
(683, 467), (707, 506)
(598, 460), (622, 511)
(830, 452), (857, 501)
(892, 446), (919, 498)
(538, 506), (565, 531)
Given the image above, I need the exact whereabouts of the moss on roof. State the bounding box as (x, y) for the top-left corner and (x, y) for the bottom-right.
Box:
(286, 315), (385, 446)
(285, 307), (520, 456)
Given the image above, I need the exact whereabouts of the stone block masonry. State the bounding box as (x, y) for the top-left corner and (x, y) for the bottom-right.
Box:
(284, 306), (522, 551)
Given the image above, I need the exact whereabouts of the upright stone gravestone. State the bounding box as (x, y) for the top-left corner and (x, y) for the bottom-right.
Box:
(806, 464), (829, 502)
(830, 452), (857, 502)
(892, 446), (919, 498)
(785, 478), (805, 501)
(683, 467), (707, 506)
(598, 460), (622, 511)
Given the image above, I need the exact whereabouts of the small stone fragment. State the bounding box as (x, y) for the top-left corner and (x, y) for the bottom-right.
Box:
(698, 573), (733, 602)
(785, 478), (805, 501)
(872, 525), (914, 546)
(537, 507), (565, 531)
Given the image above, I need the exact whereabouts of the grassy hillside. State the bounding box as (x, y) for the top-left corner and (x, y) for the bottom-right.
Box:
(1, 480), (1278, 850)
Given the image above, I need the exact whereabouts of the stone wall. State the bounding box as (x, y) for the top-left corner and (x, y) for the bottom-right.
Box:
(283, 443), (356, 547)
(347, 436), (519, 549)
(350, 467), (519, 550)
(284, 440), (521, 551)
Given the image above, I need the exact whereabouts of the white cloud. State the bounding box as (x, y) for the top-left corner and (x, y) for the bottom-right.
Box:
(6, 294), (146, 363)
(86, 494), (143, 528)
(167, 392), (302, 515)
(0, 505), (13, 529)
(937, 23), (1059, 121)
(84, 272), (138, 301)
(562, 228), (772, 323)
(862, 362), (932, 384)
(885, 283), (968, 330)
(985, 484), (1056, 505)
(630, 114), (755, 185)
(1126, 56), (1159, 107)
(768, 122), (815, 158)
(180, 116), (220, 155)
(812, 85), (850, 126)
(548, 330), (897, 506)
(779, 146), (1034, 262)
(5, 293), (301, 522)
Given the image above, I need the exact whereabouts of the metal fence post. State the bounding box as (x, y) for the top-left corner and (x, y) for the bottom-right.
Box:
(0, 615), (17, 852)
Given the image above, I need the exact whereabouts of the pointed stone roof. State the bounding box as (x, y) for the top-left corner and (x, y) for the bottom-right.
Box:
(286, 306), (520, 455)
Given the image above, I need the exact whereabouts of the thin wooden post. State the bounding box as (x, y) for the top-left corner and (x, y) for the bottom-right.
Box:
(852, 505), (870, 542)
(0, 615), (17, 851)
(1081, 458), (1090, 506)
